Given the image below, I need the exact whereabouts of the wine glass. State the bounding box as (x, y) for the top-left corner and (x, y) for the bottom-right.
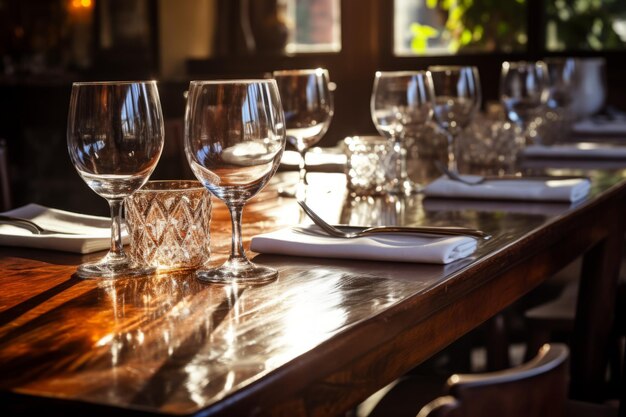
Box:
(273, 69), (333, 199)
(184, 80), (286, 284)
(500, 60), (549, 129)
(535, 57), (576, 145)
(67, 81), (164, 279)
(429, 66), (481, 173)
(544, 57), (576, 112)
(370, 71), (435, 195)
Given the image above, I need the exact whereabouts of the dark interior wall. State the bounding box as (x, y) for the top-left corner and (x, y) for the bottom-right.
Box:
(1, 0), (625, 215)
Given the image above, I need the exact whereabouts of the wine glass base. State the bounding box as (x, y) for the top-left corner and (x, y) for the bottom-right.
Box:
(196, 259), (278, 285)
(386, 178), (421, 196)
(76, 260), (156, 279)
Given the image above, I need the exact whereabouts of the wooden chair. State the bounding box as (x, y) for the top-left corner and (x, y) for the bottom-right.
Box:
(416, 343), (569, 417)
(0, 139), (11, 211)
(525, 258), (626, 402)
(365, 344), (569, 417)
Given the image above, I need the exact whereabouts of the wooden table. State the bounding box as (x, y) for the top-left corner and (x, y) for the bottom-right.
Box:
(0, 169), (625, 416)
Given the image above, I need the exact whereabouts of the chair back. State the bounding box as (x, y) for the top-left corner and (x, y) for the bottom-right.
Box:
(417, 344), (569, 417)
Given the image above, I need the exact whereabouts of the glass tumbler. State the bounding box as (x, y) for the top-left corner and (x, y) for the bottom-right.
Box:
(125, 180), (211, 272)
(343, 136), (391, 196)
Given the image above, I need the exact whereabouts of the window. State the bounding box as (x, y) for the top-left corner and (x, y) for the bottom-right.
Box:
(394, 0), (528, 56)
(282, 0), (341, 53)
(545, 0), (626, 51)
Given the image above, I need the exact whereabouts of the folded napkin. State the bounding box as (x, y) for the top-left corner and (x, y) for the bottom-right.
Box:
(0, 204), (127, 254)
(572, 118), (626, 136)
(281, 148), (347, 171)
(250, 225), (477, 264)
(522, 143), (626, 160)
(423, 176), (590, 202)
(423, 198), (578, 217)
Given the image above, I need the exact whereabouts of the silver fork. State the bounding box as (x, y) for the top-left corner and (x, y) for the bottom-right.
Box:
(296, 200), (490, 239)
(434, 161), (587, 186)
(0, 215), (46, 234)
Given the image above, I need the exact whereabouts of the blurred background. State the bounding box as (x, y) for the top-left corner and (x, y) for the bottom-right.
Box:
(1, 0), (625, 214)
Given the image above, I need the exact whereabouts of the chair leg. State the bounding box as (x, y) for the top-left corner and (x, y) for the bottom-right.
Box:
(486, 314), (510, 371)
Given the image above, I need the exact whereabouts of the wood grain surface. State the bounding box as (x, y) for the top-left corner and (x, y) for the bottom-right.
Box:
(0, 171), (625, 416)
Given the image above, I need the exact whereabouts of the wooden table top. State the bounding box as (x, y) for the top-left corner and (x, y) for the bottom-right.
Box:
(1, 169), (625, 416)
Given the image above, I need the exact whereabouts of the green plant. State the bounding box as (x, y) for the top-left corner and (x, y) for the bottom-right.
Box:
(411, 0), (527, 54)
(545, 0), (626, 50)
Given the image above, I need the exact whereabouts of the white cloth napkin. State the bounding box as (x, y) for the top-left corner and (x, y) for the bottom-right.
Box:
(522, 144), (626, 160)
(280, 148), (347, 170)
(572, 118), (626, 136)
(423, 198), (578, 217)
(0, 204), (127, 254)
(423, 176), (590, 202)
(250, 225), (478, 264)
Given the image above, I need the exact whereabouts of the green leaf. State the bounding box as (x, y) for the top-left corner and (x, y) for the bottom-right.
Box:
(461, 29), (473, 45)
(473, 25), (484, 41)
(410, 23), (439, 53)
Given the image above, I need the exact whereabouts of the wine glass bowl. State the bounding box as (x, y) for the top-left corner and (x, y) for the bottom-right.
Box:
(67, 81), (164, 279)
(500, 61), (549, 127)
(185, 79), (286, 284)
(370, 70), (435, 195)
(544, 57), (576, 111)
(429, 66), (481, 173)
(273, 68), (333, 198)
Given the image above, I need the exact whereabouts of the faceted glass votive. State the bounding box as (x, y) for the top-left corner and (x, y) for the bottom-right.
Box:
(343, 136), (391, 196)
(457, 114), (524, 176)
(125, 180), (211, 272)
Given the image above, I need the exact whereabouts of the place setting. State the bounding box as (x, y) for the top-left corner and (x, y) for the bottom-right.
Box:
(252, 62), (608, 270)
(4, 3), (626, 416)
(0, 65), (600, 280)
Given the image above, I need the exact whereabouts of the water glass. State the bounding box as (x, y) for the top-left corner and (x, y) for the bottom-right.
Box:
(273, 69), (333, 199)
(500, 61), (549, 129)
(125, 180), (211, 272)
(343, 136), (390, 196)
(457, 115), (523, 175)
(371, 70), (434, 194)
(429, 66), (481, 173)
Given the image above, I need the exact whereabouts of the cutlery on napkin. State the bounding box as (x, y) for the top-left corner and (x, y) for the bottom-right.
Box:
(423, 175), (590, 202)
(250, 225), (478, 264)
(522, 143), (626, 160)
(0, 204), (127, 254)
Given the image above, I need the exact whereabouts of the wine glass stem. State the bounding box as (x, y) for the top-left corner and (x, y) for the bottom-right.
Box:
(298, 147), (308, 186)
(446, 132), (458, 173)
(295, 146), (308, 200)
(518, 121), (531, 145)
(107, 198), (126, 262)
(393, 139), (408, 181)
(228, 203), (247, 263)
